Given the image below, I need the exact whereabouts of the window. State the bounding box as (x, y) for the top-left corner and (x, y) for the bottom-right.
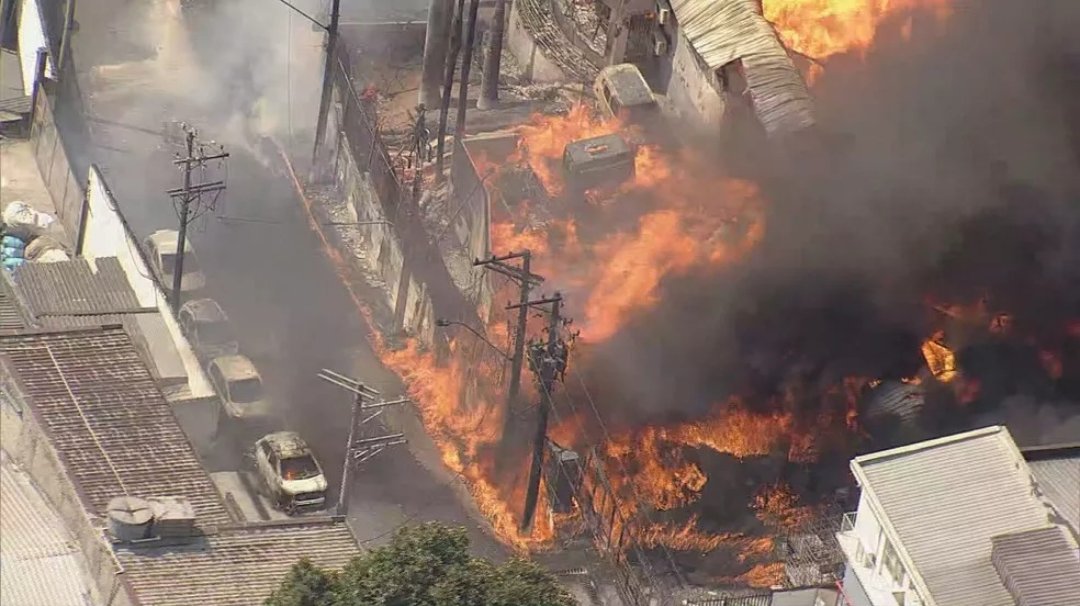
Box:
(280, 455), (320, 481)
(228, 377), (263, 404)
(881, 540), (905, 586)
(199, 320), (234, 346)
(161, 251), (177, 274)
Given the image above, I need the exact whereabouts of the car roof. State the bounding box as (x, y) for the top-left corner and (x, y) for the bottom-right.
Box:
(180, 298), (229, 323)
(563, 133), (633, 164)
(210, 354), (260, 381)
(146, 229), (194, 253)
(260, 431), (313, 459)
(599, 64), (656, 108)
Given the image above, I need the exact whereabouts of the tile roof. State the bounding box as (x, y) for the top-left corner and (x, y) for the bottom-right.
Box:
(0, 326), (231, 527)
(114, 520), (359, 606)
(1, 451), (100, 606)
(991, 526), (1080, 606)
(10, 257), (143, 318)
(851, 426), (1067, 606)
(1026, 450), (1080, 536)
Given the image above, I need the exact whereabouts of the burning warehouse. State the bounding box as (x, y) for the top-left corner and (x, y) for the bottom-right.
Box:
(338, 0), (1080, 598)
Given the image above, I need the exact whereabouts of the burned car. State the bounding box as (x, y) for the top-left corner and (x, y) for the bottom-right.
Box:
(178, 298), (239, 363)
(593, 64), (660, 127)
(562, 133), (635, 192)
(144, 229), (207, 296)
(254, 431), (328, 513)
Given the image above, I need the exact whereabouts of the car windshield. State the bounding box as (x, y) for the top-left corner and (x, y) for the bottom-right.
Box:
(160, 251), (200, 274)
(199, 320), (235, 346)
(280, 455), (320, 481)
(228, 377), (263, 403)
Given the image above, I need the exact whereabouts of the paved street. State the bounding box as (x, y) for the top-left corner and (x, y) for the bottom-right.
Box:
(68, 0), (505, 559)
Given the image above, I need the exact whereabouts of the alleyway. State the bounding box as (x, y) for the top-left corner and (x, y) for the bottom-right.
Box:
(68, 0), (505, 558)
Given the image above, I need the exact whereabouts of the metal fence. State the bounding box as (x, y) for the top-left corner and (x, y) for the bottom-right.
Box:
(332, 46), (405, 221)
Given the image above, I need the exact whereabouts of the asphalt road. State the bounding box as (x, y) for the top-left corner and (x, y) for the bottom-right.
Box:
(69, 0), (506, 559)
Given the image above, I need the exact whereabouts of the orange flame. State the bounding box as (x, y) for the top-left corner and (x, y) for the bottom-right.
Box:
(763, 0), (953, 61)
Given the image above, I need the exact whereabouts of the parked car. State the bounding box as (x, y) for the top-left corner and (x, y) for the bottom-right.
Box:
(254, 431), (328, 513)
(144, 229), (207, 295)
(593, 64), (660, 127)
(178, 298), (239, 363)
(206, 354), (272, 420)
(563, 133), (635, 192)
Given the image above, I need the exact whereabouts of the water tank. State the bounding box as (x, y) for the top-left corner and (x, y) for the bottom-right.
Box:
(147, 496), (197, 537)
(107, 496), (154, 541)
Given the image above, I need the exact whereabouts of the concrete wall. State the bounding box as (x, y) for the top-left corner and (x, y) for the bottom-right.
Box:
(16, 0), (55, 93)
(83, 165), (214, 399)
(507, 0), (568, 83)
(0, 365), (136, 606)
(664, 28), (725, 129)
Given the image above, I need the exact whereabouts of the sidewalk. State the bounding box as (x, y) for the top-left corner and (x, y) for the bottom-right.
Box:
(0, 450), (101, 606)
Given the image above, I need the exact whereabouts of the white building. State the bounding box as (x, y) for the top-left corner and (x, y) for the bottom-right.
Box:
(836, 426), (1080, 606)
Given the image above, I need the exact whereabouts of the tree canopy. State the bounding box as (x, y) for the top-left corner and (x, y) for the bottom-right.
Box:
(265, 522), (577, 606)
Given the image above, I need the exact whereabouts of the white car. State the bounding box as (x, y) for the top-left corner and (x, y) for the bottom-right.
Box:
(144, 229), (207, 295)
(254, 431), (328, 513)
(206, 354), (272, 420)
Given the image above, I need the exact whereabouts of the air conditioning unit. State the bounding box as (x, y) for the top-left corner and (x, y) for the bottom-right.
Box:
(653, 33), (669, 56)
(656, 7), (670, 25)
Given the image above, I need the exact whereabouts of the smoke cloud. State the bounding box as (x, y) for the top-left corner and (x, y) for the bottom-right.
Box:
(579, 0), (1080, 447)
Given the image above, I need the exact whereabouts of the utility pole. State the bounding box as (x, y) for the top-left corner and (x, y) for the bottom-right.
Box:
(420, 0), (452, 107)
(312, 0), (342, 168)
(318, 369), (410, 516)
(167, 124), (228, 314)
(454, 0), (481, 139)
(512, 292), (567, 533)
(474, 251), (543, 416)
(435, 0), (466, 182)
(477, 0), (507, 110)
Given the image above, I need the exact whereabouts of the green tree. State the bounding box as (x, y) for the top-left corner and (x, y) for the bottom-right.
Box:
(266, 522), (576, 606)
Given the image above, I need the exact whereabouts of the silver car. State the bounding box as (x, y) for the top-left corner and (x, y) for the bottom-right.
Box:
(206, 354), (272, 420)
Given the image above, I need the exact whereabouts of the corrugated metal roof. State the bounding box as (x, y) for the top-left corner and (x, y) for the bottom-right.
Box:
(991, 526), (1080, 606)
(668, 0), (815, 135)
(852, 426), (1067, 606)
(1, 451), (100, 606)
(114, 521), (359, 606)
(771, 588), (840, 606)
(11, 257), (141, 317)
(1028, 454), (1080, 536)
(0, 327), (232, 527)
(0, 273), (31, 331)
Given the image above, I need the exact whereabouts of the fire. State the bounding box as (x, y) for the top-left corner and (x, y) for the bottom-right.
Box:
(515, 104), (623, 196)
(752, 483), (817, 533)
(763, 0), (952, 61)
(921, 330), (958, 382)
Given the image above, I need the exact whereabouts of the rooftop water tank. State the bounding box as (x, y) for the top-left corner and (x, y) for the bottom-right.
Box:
(107, 496), (154, 541)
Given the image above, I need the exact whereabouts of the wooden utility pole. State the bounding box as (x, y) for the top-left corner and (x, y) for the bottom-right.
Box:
(454, 0), (481, 138)
(474, 250), (543, 416)
(477, 0), (508, 110)
(512, 292), (565, 533)
(167, 125), (228, 314)
(312, 0), (342, 167)
(435, 0), (466, 182)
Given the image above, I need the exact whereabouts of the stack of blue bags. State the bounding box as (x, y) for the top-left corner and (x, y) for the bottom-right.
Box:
(1, 234), (27, 272)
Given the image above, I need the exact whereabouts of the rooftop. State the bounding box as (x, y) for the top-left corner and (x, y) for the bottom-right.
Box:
(0, 450), (101, 606)
(180, 297), (230, 323)
(212, 354), (261, 381)
(262, 431), (313, 460)
(1023, 443), (1080, 535)
(851, 426), (1076, 606)
(990, 526), (1080, 605)
(114, 519), (358, 606)
(7, 257), (152, 328)
(0, 326), (232, 527)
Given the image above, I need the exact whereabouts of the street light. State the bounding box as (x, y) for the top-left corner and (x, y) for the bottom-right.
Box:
(436, 318), (511, 361)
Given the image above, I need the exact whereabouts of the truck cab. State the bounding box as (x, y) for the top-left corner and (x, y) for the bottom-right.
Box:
(593, 64), (661, 128)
